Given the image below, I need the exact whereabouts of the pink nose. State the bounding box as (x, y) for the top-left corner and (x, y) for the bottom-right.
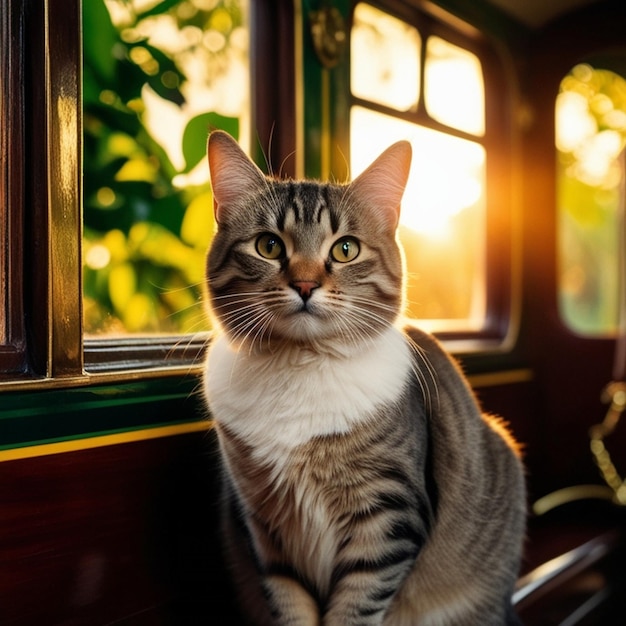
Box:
(290, 281), (320, 301)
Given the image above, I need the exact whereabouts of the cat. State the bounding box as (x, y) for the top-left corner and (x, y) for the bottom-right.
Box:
(203, 129), (526, 625)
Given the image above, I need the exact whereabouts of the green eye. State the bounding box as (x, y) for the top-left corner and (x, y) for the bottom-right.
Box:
(255, 233), (285, 260)
(331, 237), (360, 263)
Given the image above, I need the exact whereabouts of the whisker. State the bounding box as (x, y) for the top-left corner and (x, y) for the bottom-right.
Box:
(405, 336), (439, 413)
(156, 280), (206, 295)
(164, 330), (210, 371)
(230, 309), (278, 363)
(211, 293), (286, 308)
(209, 290), (281, 301)
(165, 298), (205, 319)
(331, 311), (378, 351)
(326, 295), (396, 330)
(336, 297), (438, 411)
(321, 296), (392, 352)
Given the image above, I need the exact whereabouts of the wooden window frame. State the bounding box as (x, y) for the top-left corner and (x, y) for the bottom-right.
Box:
(0, 0), (296, 384)
(0, 0), (85, 383)
(0, 0), (26, 377)
(2, 0), (515, 384)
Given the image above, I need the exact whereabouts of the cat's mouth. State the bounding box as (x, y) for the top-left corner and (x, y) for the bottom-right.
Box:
(295, 301), (314, 314)
(285, 289), (320, 316)
(277, 303), (329, 338)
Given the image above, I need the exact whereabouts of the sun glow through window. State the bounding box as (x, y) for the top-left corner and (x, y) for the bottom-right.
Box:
(350, 3), (486, 328)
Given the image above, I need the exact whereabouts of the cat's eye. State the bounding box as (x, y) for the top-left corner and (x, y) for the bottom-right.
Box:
(331, 237), (360, 263)
(255, 233), (285, 260)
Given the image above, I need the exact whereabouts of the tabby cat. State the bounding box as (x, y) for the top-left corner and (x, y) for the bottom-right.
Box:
(203, 130), (526, 625)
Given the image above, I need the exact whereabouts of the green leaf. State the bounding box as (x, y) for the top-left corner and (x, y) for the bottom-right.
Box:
(135, 0), (181, 20)
(83, 0), (119, 84)
(83, 64), (102, 106)
(128, 42), (187, 106)
(84, 101), (142, 137)
(116, 57), (151, 103)
(181, 113), (239, 173)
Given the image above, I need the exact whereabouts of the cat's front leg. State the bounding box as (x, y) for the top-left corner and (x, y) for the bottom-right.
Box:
(321, 567), (410, 626)
(263, 573), (321, 626)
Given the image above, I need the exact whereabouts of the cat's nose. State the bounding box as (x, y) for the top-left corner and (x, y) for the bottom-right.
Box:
(290, 280), (320, 302)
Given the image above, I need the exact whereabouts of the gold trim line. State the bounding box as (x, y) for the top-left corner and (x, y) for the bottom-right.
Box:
(0, 420), (211, 463)
(467, 368), (534, 388)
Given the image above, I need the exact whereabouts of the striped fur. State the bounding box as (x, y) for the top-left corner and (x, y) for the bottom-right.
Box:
(203, 131), (526, 625)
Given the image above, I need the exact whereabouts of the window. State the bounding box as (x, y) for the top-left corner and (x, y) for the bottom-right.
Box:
(1, 0), (298, 381)
(557, 64), (626, 335)
(350, 3), (495, 334)
(0, 0), (510, 383)
(83, 0), (250, 337)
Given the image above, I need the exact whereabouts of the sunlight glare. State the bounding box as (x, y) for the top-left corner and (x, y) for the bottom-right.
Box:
(555, 91), (597, 153)
(351, 3), (420, 112)
(351, 107), (485, 238)
(556, 88), (625, 187)
(425, 37), (485, 136)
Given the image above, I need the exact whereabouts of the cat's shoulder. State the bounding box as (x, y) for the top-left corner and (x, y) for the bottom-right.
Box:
(401, 321), (462, 371)
(401, 321), (442, 352)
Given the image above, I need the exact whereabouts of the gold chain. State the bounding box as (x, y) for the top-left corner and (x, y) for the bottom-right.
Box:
(589, 381), (626, 505)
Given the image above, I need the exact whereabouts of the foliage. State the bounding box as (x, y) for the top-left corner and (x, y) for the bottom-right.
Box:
(557, 65), (626, 334)
(83, 0), (241, 334)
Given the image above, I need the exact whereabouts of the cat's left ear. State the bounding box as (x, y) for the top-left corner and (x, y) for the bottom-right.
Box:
(207, 130), (267, 223)
(349, 140), (412, 231)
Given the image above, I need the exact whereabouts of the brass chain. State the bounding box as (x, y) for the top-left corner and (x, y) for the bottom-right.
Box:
(589, 381), (626, 505)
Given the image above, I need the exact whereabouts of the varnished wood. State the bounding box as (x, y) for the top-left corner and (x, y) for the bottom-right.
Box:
(46, 0), (83, 377)
(0, 432), (243, 625)
(0, 0), (26, 374)
(250, 0), (297, 177)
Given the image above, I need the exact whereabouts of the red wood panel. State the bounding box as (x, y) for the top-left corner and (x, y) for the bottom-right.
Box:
(0, 432), (240, 625)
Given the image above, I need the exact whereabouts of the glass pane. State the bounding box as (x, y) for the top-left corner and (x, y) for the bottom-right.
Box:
(351, 106), (486, 330)
(83, 0), (249, 335)
(351, 3), (420, 112)
(557, 64), (626, 335)
(425, 36), (485, 136)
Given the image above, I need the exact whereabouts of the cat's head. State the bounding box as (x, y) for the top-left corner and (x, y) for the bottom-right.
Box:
(206, 130), (411, 352)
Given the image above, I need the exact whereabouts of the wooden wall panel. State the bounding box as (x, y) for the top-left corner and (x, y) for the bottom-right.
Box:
(0, 432), (241, 625)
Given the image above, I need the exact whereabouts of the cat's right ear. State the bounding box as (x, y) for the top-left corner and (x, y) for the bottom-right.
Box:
(207, 130), (267, 223)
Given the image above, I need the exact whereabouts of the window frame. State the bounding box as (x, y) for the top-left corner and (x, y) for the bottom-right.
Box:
(1, 0), (516, 386)
(80, 0), (297, 373)
(346, 0), (516, 350)
(1, 0), (299, 383)
(0, 0), (26, 377)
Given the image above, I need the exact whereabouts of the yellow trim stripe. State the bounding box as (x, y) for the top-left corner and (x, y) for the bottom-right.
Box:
(0, 421), (211, 463)
(1, 369), (533, 463)
(467, 368), (534, 388)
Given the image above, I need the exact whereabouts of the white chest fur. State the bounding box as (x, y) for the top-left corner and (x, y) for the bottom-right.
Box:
(204, 327), (412, 454)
